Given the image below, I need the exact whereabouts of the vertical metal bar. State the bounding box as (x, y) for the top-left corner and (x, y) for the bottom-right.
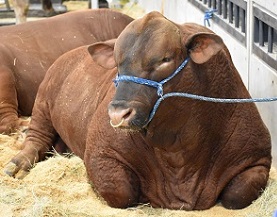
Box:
(246, 0), (253, 89)
(204, 0), (207, 4)
(241, 8), (246, 33)
(90, 0), (98, 8)
(253, 17), (259, 43)
(259, 20), (264, 46)
(268, 26), (273, 53)
(218, 0), (222, 15)
(212, 0), (216, 9)
(228, 1), (233, 24)
(208, 0), (211, 7)
(223, 0), (227, 19)
(234, 4), (239, 28)
(5, 0), (11, 10)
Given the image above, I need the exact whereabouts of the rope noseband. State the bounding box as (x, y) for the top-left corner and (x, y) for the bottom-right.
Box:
(114, 58), (190, 98)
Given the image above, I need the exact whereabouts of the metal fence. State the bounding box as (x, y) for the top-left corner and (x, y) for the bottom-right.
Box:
(253, 6), (277, 69)
(189, 0), (277, 70)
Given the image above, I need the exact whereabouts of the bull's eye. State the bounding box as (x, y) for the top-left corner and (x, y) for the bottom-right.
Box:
(162, 57), (171, 63)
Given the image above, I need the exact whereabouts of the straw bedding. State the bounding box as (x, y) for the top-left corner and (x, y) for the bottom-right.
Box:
(0, 131), (276, 217)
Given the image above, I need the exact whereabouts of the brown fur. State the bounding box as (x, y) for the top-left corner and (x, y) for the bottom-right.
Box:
(0, 8), (133, 134)
(5, 12), (271, 211)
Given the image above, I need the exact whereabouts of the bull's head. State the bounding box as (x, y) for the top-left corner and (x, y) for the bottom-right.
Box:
(88, 11), (224, 131)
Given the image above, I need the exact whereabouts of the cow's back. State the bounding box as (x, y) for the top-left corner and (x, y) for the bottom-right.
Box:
(0, 9), (133, 47)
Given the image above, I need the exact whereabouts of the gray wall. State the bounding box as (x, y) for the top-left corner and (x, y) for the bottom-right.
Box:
(137, 0), (277, 167)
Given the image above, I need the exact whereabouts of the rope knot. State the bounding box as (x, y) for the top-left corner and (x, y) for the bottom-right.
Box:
(113, 74), (119, 87)
(204, 9), (217, 27)
(157, 84), (163, 97)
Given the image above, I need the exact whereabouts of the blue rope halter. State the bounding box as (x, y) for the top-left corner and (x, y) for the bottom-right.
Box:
(114, 58), (190, 97)
(113, 58), (277, 127)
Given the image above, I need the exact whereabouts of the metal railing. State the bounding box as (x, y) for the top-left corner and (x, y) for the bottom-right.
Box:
(189, 0), (277, 69)
(189, 0), (247, 45)
(253, 6), (277, 69)
(209, 0), (246, 33)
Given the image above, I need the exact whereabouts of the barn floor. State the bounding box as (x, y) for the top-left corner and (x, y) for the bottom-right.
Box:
(0, 132), (277, 217)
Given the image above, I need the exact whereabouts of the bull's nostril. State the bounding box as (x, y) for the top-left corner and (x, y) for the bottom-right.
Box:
(123, 110), (132, 120)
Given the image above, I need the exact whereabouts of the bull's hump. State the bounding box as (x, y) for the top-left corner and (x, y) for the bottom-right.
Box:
(129, 11), (169, 33)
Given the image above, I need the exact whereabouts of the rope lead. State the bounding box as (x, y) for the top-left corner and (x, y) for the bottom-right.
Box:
(146, 92), (277, 126)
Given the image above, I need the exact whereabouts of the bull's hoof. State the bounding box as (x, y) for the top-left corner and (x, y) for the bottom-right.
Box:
(4, 162), (29, 179)
(0, 117), (30, 135)
(0, 124), (15, 135)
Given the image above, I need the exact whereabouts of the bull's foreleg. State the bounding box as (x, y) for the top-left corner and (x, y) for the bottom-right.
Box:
(220, 165), (270, 209)
(4, 98), (57, 179)
(0, 68), (22, 134)
(85, 154), (141, 208)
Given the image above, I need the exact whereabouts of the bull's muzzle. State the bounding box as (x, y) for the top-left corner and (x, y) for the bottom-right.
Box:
(108, 106), (134, 128)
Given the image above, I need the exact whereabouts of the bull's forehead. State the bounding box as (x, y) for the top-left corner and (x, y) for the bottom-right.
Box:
(115, 13), (181, 66)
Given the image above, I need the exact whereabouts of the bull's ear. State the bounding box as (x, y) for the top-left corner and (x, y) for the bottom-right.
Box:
(185, 33), (224, 64)
(88, 39), (116, 69)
